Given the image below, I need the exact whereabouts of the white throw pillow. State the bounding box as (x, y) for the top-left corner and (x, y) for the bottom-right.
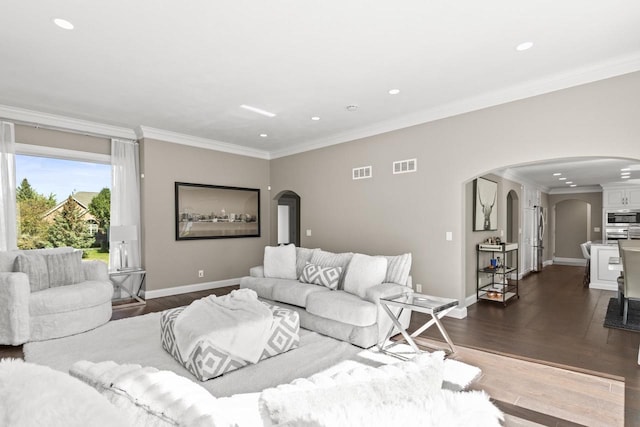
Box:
(343, 253), (388, 299)
(263, 244), (297, 280)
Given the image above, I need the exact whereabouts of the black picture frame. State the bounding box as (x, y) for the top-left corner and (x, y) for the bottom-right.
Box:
(175, 182), (260, 240)
(473, 177), (498, 231)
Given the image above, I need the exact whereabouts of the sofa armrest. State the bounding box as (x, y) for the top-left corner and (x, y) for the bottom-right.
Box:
(249, 265), (265, 278)
(82, 260), (109, 282)
(365, 282), (412, 305)
(0, 272), (31, 345)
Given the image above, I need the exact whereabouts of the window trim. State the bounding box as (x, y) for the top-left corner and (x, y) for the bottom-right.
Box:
(15, 143), (110, 165)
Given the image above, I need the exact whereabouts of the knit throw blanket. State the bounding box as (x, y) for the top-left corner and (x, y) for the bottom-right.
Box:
(173, 289), (273, 364)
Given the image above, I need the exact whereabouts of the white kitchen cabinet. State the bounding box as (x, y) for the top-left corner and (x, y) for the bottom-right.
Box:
(589, 243), (619, 291)
(602, 186), (640, 208)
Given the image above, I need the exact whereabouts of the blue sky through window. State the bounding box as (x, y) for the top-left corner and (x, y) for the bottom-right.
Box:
(16, 155), (111, 203)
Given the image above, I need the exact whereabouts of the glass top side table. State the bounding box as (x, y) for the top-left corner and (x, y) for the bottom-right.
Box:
(109, 268), (146, 308)
(378, 292), (458, 358)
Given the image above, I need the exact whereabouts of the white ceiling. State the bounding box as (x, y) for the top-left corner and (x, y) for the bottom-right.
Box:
(497, 158), (640, 193)
(1, 1), (640, 161)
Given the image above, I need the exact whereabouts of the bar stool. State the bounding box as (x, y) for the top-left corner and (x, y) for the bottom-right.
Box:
(580, 241), (591, 287)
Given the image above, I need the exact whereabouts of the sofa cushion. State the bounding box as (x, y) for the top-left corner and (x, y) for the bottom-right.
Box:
(272, 280), (330, 308)
(306, 290), (377, 327)
(240, 276), (297, 300)
(381, 253), (412, 285)
(264, 244), (297, 280)
(300, 263), (342, 290)
(310, 250), (353, 289)
(30, 281), (114, 316)
(14, 254), (49, 292)
(295, 247), (318, 278)
(47, 251), (85, 287)
(343, 254), (388, 299)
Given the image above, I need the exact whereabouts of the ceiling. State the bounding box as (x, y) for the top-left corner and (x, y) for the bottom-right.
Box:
(497, 158), (640, 193)
(1, 1), (640, 160)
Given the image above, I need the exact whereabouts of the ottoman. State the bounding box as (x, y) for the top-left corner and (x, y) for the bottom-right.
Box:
(161, 301), (300, 381)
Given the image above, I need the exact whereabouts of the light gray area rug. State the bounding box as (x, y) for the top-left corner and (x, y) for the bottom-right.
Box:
(24, 312), (479, 398)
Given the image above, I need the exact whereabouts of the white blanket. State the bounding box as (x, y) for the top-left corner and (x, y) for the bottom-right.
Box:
(174, 289), (273, 364)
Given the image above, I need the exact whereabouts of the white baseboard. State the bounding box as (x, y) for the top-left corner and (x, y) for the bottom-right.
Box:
(553, 257), (586, 266)
(448, 306), (467, 319)
(543, 259), (554, 267)
(145, 278), (240, 299)
(589, 283), (617, 292)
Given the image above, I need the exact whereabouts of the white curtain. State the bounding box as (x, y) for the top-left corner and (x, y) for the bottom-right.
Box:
(110, 138), (141, 270)
(0, 121), (17, 251)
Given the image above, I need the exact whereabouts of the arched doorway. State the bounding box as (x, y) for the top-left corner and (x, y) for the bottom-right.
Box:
(506, 190), (520, 270)
(553, 199), (591, 262)
(506, 190), (519, 244)
(274, 190), (300, 246)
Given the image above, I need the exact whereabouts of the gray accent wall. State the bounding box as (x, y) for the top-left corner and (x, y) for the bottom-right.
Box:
(270, 71), (640, 303)
(548, 192), (603, 260)
(140, 138), (270, 291)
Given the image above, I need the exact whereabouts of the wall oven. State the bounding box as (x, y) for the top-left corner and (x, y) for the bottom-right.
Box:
(606, 209), (640, 225)
(605, 210), (640, 240)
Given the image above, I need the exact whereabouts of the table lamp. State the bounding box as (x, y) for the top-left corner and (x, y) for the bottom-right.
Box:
(109, 225), (137, 271)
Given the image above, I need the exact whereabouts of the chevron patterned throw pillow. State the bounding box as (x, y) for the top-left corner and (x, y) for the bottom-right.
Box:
(300, 262), (343, 290)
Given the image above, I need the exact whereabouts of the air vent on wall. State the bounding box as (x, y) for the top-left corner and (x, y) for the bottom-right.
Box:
(352, 166), (372, 180)
(393, 158), (417, 174)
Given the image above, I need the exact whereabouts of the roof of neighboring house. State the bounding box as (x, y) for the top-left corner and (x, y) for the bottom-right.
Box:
(72, 192), (99, 209)
(42, 192), (99, 219)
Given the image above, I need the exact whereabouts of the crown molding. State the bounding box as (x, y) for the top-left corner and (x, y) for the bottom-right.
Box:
(495, 169), (550, 194)
(271, 52), (640, 159)
(0, 104), (137, 140)
(138, 126), (271, 160)
(548, 185), (602, 195)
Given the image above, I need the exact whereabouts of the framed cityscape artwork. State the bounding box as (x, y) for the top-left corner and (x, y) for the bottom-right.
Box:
(473, 177), (498, 231)
(175, 182), (260, 240)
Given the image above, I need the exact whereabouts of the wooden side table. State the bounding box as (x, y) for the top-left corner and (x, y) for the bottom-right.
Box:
(109, 268), (146, 308)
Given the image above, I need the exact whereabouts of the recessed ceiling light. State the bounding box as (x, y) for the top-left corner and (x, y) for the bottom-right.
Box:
(311, 116), (320, 121)
(570, 184), (577, 187)
(553, 173), (562, 176)
(559, 177), (567, 181)
(566, 181), (573, 184)
(259, 133), (268, 138)
(240, 105), (276, 118)
(53, 18), (74, 30)
(516, 41), (533, 51)
(388, 89), (400, 95)
(346, 105), (359, 112)
(621, 168), (631, 171)
(622, 175), (631, 179)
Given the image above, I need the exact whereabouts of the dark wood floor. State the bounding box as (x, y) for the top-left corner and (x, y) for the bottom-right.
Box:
(1, 265), (638, 425)
(412, 264), (640, 426)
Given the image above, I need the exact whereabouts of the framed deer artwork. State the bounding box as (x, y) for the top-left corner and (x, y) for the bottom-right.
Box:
(473, 177), (498, 231)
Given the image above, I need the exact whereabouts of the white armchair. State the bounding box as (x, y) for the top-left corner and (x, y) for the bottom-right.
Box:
(0, 247), (113, 345)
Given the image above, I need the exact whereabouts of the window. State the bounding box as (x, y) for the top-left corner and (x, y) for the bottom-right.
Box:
(15, 150), (111, 263)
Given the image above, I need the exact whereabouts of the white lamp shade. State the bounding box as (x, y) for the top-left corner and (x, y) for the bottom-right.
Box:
(109, 225), (138, 242)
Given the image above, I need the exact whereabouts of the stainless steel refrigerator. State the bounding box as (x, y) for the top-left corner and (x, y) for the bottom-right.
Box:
(532, 205), (545, 272)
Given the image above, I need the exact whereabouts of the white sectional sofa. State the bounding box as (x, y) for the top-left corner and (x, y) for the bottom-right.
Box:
(239, 245), (413, 348)
(0, 247), (113, 345)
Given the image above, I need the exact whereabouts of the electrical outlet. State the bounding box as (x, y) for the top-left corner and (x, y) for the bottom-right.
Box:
(198, 270), (204, 278)
(416, 283), (422, 293)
